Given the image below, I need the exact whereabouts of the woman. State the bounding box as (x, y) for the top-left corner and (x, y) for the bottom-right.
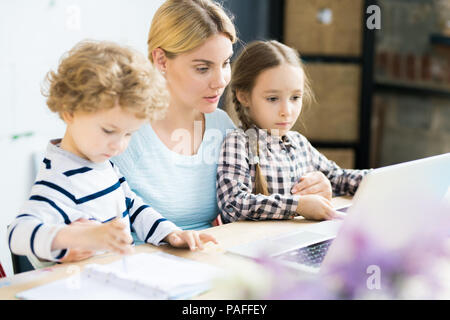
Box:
(114, 0), (333, 232)
(112, 0), (237, 230)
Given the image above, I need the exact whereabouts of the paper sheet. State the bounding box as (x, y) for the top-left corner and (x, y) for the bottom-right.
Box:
(17, 252), (221, 300)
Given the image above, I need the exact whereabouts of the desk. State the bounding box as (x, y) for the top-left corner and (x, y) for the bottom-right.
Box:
(0, 196), (352, 300)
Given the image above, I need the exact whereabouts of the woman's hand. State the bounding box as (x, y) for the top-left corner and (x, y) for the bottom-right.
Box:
(291, 171), (332, 200)
(295, 194), (344, 221)
(165, 230), (218, 251)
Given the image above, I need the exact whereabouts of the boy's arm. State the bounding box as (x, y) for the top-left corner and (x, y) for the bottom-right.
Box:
(129, 202), (180, 246)
(7, 197), (69, 262)
(112, 164), (180, 245)
(216, 131), (300, 223)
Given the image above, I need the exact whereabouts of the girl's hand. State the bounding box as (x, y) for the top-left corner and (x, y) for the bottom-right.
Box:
(53, 218), (134, 256)
(291, 171), (332, 200)
(165, 230), (218, 251)
(295, 194), (344, 221)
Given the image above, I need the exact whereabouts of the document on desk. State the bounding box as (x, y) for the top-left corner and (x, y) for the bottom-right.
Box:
(16, 252), (222, 300)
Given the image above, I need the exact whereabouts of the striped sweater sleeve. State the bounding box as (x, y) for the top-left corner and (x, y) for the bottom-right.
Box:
(7, 182), (69, 262)
(113, 165), (180, 245)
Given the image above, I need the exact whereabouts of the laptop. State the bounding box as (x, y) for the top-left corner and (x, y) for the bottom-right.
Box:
(227, 153), (450, 273)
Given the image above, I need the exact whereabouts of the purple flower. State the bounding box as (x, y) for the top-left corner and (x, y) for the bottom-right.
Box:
(255, 208), (450, 300)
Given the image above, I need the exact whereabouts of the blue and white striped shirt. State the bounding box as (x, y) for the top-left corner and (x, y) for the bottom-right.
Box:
(7, 139), (180, 263)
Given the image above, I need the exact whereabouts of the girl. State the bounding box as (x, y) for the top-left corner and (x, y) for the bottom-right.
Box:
(217, 40), (370, 223)
(112, 0), (237, 231)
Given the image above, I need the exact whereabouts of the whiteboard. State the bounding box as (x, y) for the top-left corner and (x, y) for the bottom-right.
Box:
(0, 0), (165, 140)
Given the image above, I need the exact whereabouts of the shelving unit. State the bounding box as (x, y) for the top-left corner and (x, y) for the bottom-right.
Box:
(430, 33), (450, 46)
(375, 78), (450, 98)
(370, 0), (450, 167)
(375, 33), (450, 98)
(270, 0), (376, 169)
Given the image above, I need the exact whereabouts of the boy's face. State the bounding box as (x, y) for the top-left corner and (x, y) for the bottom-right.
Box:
(62, 103), (146, 163)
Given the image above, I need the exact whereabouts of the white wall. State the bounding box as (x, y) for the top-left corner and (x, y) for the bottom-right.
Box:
(0, 0), (164, 276)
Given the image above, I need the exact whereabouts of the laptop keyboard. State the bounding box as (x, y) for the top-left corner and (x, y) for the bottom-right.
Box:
(274, 239), (334, 268)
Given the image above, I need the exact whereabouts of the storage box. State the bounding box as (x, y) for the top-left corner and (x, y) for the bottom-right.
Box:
(317, 148), (355, 169)
(293, 63), (361, 142)
(284, 0), (363, 56)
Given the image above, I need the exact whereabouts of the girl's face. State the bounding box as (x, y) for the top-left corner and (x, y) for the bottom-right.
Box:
(244, 63), (305, 136)
(164, 33), (233, 114)
(62, 104), (146, 163)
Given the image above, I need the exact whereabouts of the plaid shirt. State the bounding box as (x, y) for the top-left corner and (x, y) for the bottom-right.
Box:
(216, 127), (369, 223)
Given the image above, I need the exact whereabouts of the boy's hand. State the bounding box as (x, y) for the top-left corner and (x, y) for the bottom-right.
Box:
(296, 194), (344, 221)
(53, 218), (134, 256)
(164, 230), (218, 251)
(60, 218), (98, 262)
(84, 218), (134, 255)
(291, 171), (332, 200)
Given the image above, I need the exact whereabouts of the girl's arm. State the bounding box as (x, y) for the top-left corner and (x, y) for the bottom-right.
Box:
(216, 131), (300, 223)
(304, 137), (370, 196)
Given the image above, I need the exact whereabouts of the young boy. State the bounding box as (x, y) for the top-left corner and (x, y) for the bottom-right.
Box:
(7, 40), (217, 266)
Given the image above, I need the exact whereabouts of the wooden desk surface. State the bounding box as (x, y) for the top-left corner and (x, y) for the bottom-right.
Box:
(0, 197), (352, 300)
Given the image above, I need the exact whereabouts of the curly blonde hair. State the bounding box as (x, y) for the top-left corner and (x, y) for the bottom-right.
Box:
(43, 40), (169, 120)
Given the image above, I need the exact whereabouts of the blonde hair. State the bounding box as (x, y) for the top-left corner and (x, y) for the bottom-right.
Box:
(226, 40), (314, 195)
(147, 0), (236, 62)
(43, 40), (169, 120)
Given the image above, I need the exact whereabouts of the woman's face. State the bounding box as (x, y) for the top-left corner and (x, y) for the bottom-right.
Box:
(165, 33), (233, 114)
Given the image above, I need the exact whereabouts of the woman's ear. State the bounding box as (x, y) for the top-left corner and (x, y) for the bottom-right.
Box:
(236, 90), (250, 108)
(152, 48), (168, 74)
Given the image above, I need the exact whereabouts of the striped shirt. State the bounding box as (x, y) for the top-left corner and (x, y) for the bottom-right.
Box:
(7, 139), (180, 263)
(216, 127), (370, 223)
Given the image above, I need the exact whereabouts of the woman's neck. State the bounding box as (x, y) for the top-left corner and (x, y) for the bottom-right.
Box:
(150, 102), (206, 156)
(154, 102), (204, 131)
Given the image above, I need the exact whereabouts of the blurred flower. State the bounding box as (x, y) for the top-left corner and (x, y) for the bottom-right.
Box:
(216, 208), (450, 300)
(212, 257), (274, 300)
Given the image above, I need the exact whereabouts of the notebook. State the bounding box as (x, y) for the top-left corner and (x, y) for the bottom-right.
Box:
(16, 252), (222, 300)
